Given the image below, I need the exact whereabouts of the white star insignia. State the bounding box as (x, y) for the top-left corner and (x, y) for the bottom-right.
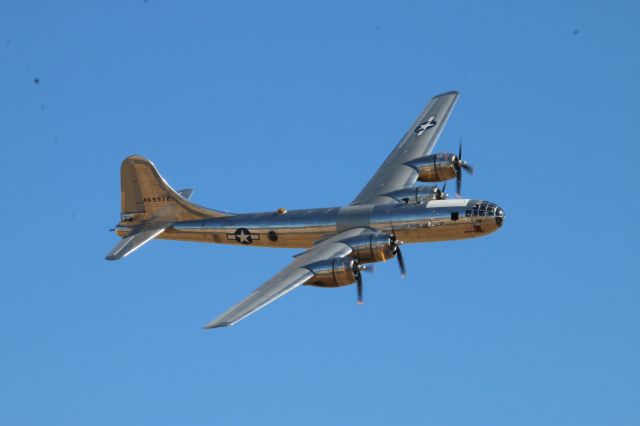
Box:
(415, 115), (437, 136)
(236, 229), (251, 244)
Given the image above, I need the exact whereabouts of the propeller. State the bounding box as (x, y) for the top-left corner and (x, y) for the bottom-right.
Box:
(438, 182), (447, 200)
(353, 261), (369, 304)
(453, 142), (474, 196)
(396, 246), (406, 278)
(354, 235), (408, 304)
(356, 271), (363, 304)
(391, 236), (407, 278)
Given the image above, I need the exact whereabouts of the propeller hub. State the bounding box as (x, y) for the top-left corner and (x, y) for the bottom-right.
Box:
(351, 260), (361, 277)
(495, 207), (505, 227)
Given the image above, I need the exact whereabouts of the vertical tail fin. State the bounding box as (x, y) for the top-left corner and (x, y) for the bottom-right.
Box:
(119, 155), (230, 224)
(106, 156), (230, 260)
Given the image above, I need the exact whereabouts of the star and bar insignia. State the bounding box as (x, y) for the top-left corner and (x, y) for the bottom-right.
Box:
(227, 228), (260, 244)
(414, 115), (437, 136)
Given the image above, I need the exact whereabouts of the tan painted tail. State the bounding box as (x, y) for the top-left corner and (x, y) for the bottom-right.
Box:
(119, 155), (230, 224)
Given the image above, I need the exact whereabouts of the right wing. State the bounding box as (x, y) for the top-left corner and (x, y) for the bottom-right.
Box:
(203, 228), (372, 329)
(351, 91), (459, 206)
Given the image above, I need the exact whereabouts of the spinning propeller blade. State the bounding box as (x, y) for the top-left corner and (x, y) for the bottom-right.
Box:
(390, 236), (407, 278)
(396, 245), (407, 278)
(454, 142), (474, 196)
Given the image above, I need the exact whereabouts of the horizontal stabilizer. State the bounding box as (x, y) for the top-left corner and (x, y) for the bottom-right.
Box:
(177, 188), (194, 200)
(105, 223), (169, 261)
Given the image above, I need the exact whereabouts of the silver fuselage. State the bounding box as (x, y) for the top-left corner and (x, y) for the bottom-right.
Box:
(120, 199), (504, 249)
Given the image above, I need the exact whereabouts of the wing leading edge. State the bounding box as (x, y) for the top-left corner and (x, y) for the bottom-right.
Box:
(204, 228), (372, 329)
(351, 91), (459, 206)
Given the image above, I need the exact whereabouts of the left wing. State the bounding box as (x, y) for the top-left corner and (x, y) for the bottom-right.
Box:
(351, 91), (459, 205)
(204, 228), (371, 329)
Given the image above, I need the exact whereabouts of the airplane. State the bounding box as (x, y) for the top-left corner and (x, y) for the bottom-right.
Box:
(106, 91), (505, 329)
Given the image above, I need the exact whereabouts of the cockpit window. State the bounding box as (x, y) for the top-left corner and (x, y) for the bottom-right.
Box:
(474, 202), (498, 217)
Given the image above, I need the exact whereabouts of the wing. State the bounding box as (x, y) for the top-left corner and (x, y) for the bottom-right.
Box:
(351, 91), (459, 206)
(203, 228), (371, 329)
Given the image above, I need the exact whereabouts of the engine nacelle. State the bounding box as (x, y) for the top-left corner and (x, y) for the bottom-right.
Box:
(305, 257), (359, 288)
(383, 186), (445, 204)
(405, 153), (457, 182)
(342, 233), (397, 263)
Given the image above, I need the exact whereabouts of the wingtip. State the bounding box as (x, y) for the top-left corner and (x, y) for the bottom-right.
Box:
(434, 90), (459, 98)
(105, 251), (125, 261)
(202, 321), (232, 330)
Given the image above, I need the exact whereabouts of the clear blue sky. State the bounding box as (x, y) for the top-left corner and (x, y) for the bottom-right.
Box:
(1, 1), (638, 425)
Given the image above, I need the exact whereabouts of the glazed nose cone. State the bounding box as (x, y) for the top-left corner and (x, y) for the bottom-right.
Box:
(495, 207), (505, 227)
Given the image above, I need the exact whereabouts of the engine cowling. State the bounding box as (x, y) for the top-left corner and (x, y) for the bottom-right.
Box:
(341, 233), (397, 263)
(306, 257), (360, 288)
(383, 186), (445, 204)
(405, 153), (458, 182)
